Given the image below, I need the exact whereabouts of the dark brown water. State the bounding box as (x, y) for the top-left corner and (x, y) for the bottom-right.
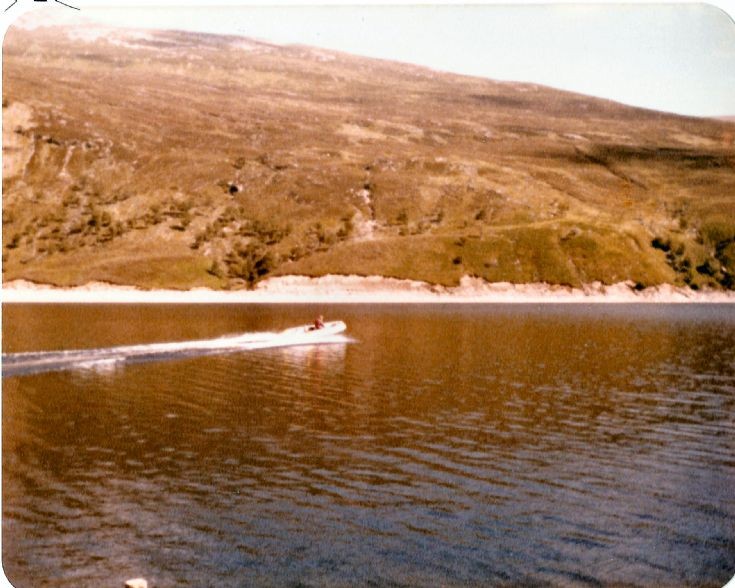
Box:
(3, 304), (735, 587)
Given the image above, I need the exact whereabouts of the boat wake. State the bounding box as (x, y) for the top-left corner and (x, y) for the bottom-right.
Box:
(2, 322), (350, 377)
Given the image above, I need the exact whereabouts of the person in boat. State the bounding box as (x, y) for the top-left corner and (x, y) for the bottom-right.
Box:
(310, 315), (325, 330)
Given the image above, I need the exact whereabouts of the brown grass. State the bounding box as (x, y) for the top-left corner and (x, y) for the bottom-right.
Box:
(3, 17), (734, 290)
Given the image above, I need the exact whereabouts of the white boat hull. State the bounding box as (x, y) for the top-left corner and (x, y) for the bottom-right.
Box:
(278, 321), (347, 339)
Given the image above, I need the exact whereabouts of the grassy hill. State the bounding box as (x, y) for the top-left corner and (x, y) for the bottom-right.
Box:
(3, 15), (735, 290)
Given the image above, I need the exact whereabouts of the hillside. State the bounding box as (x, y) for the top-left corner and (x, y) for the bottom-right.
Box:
(3, 14), (735, 291)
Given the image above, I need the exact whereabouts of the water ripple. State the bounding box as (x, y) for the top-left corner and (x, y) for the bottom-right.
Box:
(4, 304), (735, 586)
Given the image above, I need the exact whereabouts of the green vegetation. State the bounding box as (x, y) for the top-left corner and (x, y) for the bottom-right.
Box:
(649, 212), (735, 289)
(2, 20), (734, 290)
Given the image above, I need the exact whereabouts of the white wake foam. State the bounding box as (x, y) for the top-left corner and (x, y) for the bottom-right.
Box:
(2, 329), (350, 377)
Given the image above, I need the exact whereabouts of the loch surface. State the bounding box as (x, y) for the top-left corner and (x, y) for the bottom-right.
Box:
(3, 303), (735, 586)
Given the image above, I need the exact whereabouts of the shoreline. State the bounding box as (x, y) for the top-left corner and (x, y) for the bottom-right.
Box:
(2, 275), (735, 303)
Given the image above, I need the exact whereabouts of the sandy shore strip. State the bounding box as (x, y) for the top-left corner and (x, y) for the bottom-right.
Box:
(3, 275), (735, 303)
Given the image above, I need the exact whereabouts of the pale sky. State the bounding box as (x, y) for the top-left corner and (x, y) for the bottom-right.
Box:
(4, 1), (735, 117)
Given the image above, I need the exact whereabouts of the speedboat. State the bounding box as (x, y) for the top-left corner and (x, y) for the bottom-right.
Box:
(279, 321), (346, 338)
(229, 320), (346, 351)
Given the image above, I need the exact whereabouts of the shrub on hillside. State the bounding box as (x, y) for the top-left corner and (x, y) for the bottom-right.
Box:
(700, 219), (735, 247)
(651, 237), (671, 252)
(225, 240), (276, 286)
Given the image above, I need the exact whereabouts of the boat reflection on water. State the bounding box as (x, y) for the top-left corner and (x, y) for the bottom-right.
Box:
(271, 339), (350, 391)
(276, 341), (348, 364)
